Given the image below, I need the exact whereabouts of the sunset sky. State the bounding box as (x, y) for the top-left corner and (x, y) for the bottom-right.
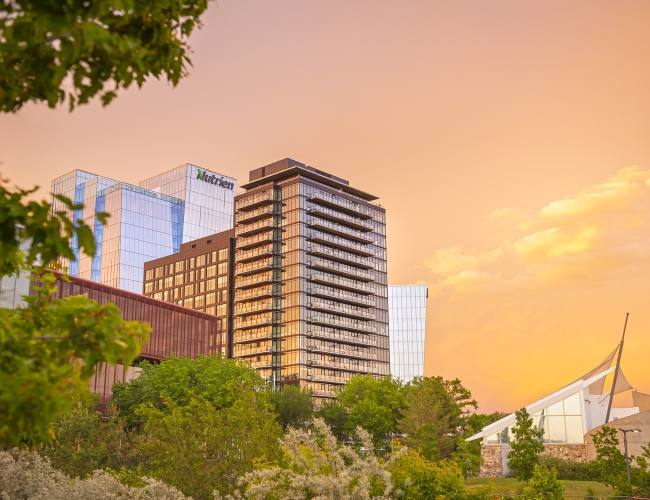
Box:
(1, 1), (649, 413)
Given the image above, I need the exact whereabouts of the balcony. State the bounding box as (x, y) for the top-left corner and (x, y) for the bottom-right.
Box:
(235, 258), (275, 276)
(241, 355), (273, 369)
(309, 257), (375, 282)
(307, 205), (373, 232)
(236, 244), (276, 263)
(236, 190), (274, 211)
(309, 298), (376, 321)
(308, 284), (375, 308)
(233, 326), (274, 344)
(308, 230), (375, 257)
(233, 344), (273, 357)
(233, 312), (273, 330)
(236, 205), (276, 224)
(307, 243), (373, 270)
(306, 357), (377, 373)
(235, 271), (275, 289)
(236, 231), (278, 250)
(308, 373), (346, 384)
(309, 270), (374, 295)
(307, 327), (378, 347)
(235, 218), (279, 237)
(235, 285), (275, 303)
(307, 342), (378, 360)
(307, 313), (377, 334)
(308, 218), (374, 245)
(308, 192), (374, 219)
(234, 298), (275, 317)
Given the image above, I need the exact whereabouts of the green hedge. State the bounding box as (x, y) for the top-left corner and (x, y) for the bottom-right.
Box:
(539, 457), (601, 481)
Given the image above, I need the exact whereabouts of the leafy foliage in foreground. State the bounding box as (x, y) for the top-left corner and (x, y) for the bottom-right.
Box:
(522, 464), (565, 500)
(0, 179), (149, 448)
(0, 449), (189, 499)
(0, 0), (211, 112)
(507, 408), (544, 482)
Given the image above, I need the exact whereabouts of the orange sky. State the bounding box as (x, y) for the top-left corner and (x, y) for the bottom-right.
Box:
(1, 1), (649, 413)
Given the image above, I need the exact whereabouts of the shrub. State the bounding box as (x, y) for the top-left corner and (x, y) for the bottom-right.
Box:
(523, 464), (565, 500)
(539, 456), (600, 481)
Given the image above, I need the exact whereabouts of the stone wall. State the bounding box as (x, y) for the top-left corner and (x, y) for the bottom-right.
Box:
(541, 444), (587, 462)
(478, 446), (503, 478)
(478, 444), (586, 478)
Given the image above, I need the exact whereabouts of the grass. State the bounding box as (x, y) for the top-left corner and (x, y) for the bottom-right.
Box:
(466, 478), (615, 497)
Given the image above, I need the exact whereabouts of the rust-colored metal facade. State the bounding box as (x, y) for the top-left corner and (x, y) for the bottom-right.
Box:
(142, 230), (235, 356)
(38, 273), (220, 408)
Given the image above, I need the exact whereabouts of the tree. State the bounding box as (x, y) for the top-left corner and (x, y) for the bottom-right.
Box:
(398, 376), (478, 460)
(0, 0), (211, 112)
(347, 398), (395, 450)
(0, 449), (189, 499)
(269, 384), (314, 431)
(629, 443), (650, 498)
(507, 408), (544, 482)
(138, 394), (282, 500)
(229, 418), (405, 500)
(0, 179), (149, 447)
(42, 397), (140, 478)
(389, 449), (468, 500)
(592, 426), (627, 491)
(522, 464), (565, 500)
(111, 354), (268, 428)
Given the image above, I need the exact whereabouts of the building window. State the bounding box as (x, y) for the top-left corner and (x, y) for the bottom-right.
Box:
(145, 269), (154, 281)
(217, 276), (228, 288)
(195, 295), (205, 307)
(218, 262), (228, 275)
(218, 248), (228, 261)
(207, 265), (216, 277)
(189, 257), (195, 268)
(175, 261), (184, 273)
(155, 266), (163, 278)
(196, 254), (206, 267)
(219, 289), (228, 302)
(174, 274), (184, 286)
(184, 284), (193, 296)
(216, 303), (226, 316)
(184, 297), (193, 308)
(164, 276), (173, 288)
(206, 292), (216, 305)
(206, 279), (216, 291)
(205, 305), (216, 315)
(144, 282), (153, 293)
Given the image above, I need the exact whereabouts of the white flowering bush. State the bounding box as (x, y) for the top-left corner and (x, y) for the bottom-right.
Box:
(0, 449), (189, 500)
(224, 418), (407, 500)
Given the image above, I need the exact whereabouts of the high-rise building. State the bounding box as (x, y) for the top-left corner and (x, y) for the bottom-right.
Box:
(142, 230), (235, 357)
(50, 164), (236, 293)
(231, 158), (389, 401)
(388, 285), (428, 383)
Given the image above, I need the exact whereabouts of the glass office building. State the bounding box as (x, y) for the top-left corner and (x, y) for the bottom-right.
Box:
(388, 285), (428, 383)
(50, 164), (236, 293)
(232, 158), (389, 402)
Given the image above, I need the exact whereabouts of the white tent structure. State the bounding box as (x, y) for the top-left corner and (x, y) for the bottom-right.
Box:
(467, 347), (643, 477)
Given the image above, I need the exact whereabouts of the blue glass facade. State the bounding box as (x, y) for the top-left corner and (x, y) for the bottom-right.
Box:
(51, 164), (236, 293)
(388, 285), (428, 383)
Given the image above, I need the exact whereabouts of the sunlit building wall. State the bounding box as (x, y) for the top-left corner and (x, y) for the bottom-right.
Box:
(388, 285), (428, 383)
(50, 164), (236, 293)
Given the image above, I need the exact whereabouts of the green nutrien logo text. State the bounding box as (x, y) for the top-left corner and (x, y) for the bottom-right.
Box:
(197, 168), (234, 191)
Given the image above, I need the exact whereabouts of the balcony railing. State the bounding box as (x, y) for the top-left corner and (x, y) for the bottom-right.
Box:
(308, 374), (347, 384)
(309, 298), (376, 321)
(309, 257), (375, 282)
(308, 230), (375, 257)
(236, 205), (276, 224)
(235, 285), (275, 303)
(306, 342), (378, 360)
(235, 271), (275, 289)
(233, 344), (273, 357)
(235, 218), (279, 237)
(307, 313), (377, 334)
(307, 327), (378, 347)
(235, 257), (275, 276)
(307, 205), (373, 232)
(233, 312), (273, 330)
(309, 270), (374, 295)
(236, 190), (274, 211)
(308, 218), (375, 245)
(240, 356), (273, 369)
(233, 326), (273, 344)
(308, 284), (375, 308)
(307, 357), (377, 373)
(236, 244), (276, 263)
(236, 231), (278, 250)
(307, 243), (373, 269)
(234, 298), (275, 317)
(308, 192), (374, 219)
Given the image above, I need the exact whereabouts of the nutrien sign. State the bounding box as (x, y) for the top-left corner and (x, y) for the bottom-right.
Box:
(197, 168), (234, 191)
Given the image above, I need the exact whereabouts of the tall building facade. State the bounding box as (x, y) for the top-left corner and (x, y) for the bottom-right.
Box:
(388, 285), (428, 383)
(231, 159), (389, 401)
(142, 230), (235, 357)
(51, 164), (235, 293)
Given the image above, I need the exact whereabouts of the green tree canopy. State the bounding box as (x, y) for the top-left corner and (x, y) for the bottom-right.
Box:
(592, 426), (627, 490)
(269, 384), (313, 431)
(0, 179), (149, 448)
(111, 354), (270, 428)
(523, 464), (566, 500)
(0, 0), (211, 112)
(398, 376), (478, 459)
(507, 408), (545, 482)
